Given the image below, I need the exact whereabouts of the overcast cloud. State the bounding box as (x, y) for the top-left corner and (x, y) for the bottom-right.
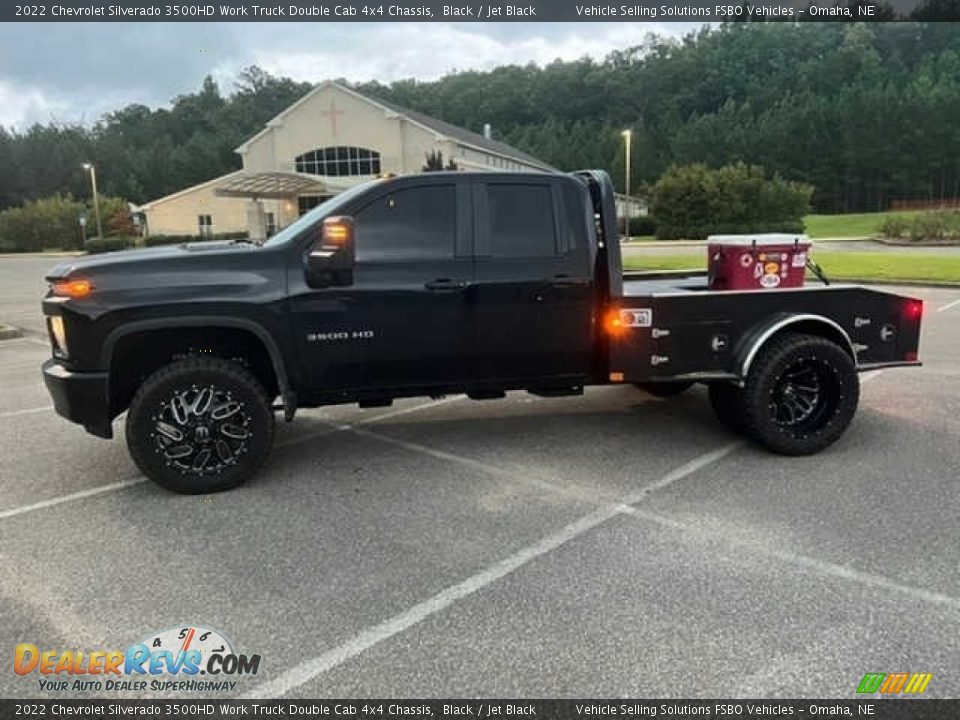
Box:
(0, 22), (698, 129)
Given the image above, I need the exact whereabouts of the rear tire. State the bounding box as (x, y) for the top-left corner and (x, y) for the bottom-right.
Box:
(634, 381), (694, 398)
(741, 333), (859, 455)
(126, 357), (275, 494)
(708, 382), (746, 433)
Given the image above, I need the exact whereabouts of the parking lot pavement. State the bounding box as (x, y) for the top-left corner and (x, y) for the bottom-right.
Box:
(0, 255), (58, 336)
(1, 281), (958, 700)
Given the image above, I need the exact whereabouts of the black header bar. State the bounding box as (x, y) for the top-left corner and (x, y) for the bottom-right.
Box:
(1, 699), (957, 720)
(4, 0), (959, 23)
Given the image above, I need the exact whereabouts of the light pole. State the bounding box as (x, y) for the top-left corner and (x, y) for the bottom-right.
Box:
(82, 162), (104, 240)
(621, 129), (632, 239)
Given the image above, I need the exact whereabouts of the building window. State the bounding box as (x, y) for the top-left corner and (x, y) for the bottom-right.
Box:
(198, 214), (213, 237)
(265, 212), (276, 237)
(298, 195), (328, 216)
(295, 146), (381, 177)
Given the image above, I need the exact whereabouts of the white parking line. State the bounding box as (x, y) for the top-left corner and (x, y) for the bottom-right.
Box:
(0, 336), (48, 347)
(937, 298), (960, 313)
(275, 396), (463, 449)
(0, 398), (458, 519)
(619, 504), (960, 613)
(0, 404), (52, 419)
(0, 477), (147, 520)
(242, 441), (741, 699)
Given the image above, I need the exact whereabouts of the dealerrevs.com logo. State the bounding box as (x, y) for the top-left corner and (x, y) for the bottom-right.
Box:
(14, 624), (261, 693)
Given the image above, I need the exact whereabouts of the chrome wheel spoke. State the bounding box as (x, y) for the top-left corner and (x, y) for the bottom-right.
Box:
(220, 423), (250, 440)
(190, 386), (214, 416)
(156, 421), (184, 442)
(211, 401), (242, 420)
(192, 448), (211, 471)
(215, 439), (233, 463)
(166, 444), (194, 459)
(170, 395), (190, 425)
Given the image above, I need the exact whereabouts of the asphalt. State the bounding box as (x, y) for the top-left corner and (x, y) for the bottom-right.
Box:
(1, 254), (958, 700)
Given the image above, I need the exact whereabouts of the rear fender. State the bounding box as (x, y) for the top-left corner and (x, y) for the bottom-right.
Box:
(736, 313), (857, 380)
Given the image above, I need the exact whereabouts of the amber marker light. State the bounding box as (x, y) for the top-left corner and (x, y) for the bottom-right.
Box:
(322, 216), (352, 247)
(52, 279), (92, 299)
(604, 308), (627, 336)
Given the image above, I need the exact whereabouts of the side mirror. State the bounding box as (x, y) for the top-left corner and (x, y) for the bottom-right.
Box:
(306, 215), (355, 287)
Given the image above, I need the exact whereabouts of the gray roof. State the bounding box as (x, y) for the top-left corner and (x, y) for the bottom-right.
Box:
(372, 95), (556, 172)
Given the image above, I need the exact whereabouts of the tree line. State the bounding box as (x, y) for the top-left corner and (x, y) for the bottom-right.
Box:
(2, 22), (960, 215)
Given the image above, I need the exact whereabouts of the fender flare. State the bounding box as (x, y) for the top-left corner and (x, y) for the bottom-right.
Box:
(737, 313), (857, 378)
(100, 316), (293, 406)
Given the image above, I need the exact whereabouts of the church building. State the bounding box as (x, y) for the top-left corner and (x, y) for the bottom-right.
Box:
(138, 81), (556, 240)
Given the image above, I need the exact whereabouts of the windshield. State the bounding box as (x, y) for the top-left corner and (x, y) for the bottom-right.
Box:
(260, 178), (382, 247)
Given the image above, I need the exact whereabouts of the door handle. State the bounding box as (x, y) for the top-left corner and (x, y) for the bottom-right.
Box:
(425, 278), (468, 292)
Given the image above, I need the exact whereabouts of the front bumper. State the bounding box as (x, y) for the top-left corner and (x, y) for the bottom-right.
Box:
(42, 359), (112, 438)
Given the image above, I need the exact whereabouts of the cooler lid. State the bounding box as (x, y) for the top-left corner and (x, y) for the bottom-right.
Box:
(707, 233), (811, 247)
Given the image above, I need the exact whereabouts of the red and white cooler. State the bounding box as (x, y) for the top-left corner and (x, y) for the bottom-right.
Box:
(707, 234), (811, 291)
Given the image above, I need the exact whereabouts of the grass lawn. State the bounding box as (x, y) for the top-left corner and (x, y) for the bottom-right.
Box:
(802, 211), (923, 239)
(623, 250), (960, 283)
(624, 211), (923, 242)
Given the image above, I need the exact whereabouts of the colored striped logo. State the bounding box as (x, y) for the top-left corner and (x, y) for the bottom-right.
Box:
(857, 672), (932, 694)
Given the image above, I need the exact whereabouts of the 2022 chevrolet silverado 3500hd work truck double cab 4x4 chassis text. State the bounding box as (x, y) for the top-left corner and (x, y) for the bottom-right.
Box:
(41, 171), (923, 494)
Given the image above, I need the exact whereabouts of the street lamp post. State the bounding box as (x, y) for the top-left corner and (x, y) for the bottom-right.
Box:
(621, 129), (632, 239)
(82, 162), (104, 240)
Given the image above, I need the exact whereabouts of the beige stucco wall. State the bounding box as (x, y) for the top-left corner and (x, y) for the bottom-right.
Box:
(143, 180), (285, 237)
(241, 85), (408, 177)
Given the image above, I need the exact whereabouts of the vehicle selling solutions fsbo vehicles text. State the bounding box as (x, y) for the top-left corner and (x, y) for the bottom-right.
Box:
(575, 4), (797, 18)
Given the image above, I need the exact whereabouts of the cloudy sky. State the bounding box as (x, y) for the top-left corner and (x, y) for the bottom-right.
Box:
(0, 22), (700, 129)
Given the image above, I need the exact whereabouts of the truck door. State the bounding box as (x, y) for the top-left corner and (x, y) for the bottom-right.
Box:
(471, 177), (595, 383)
(289, 180), (474, 394)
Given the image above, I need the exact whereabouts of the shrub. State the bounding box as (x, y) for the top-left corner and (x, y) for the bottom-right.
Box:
(879, 216), (910, 239)
(85, 236), (134, 254)
(627, 215), (657, 237)
(650, 162), (812, 240)
(0, 195), (86, 252)
(880, 211), (960, 242)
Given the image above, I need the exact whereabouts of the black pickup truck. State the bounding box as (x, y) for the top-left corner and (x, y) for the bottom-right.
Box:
(42, 170), (923, 493)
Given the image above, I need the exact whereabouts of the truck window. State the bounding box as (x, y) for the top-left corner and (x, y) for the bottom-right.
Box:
(354, 185), (456, 261)
(486, 184), (556, 258)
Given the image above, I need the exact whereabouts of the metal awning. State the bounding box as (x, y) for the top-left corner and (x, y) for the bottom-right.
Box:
(214, 172), (329, 199)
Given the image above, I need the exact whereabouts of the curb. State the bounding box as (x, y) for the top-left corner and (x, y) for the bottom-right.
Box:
(0, 323), (24, 340)
(873, 237), (960, 248)
(824, 277), (960, 288)
(623, 237), (874, 248)
(0, 251), (86, 259)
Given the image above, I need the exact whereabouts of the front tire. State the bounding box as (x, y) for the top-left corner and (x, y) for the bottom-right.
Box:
(741, 333), (859, 455)
(126, 357), (275, 494)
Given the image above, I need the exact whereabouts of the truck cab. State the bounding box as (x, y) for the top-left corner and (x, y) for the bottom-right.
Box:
(286, 171), (597, 405)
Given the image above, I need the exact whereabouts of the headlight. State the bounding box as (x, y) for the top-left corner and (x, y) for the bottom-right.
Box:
(48, 315), (68, 357)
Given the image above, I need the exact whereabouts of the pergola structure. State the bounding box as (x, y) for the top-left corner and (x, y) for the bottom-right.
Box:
(214, 172), (332, 240)
(214, 171), (329, 199)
